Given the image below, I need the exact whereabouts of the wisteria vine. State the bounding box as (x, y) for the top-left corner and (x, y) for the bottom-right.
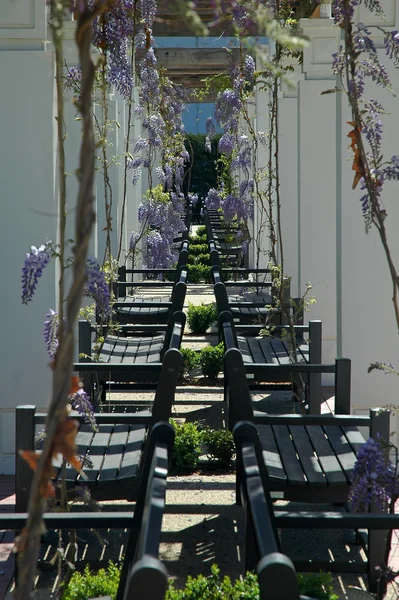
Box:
(330, 0), (399, 328)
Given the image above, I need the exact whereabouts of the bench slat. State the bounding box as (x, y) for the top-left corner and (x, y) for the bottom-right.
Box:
(118, 425), (147, 480)
(343, 426), (366, 455)
(247, 337), (268, 364)
(324, 425), (357, 483)
(272, 425), (307, 485)
(258, 338), (279, 364)
(288, 425), (326, 485)
(98, 424), (129, 481)
(98, 338), (118, 363)
(304, 425), (348, 485)
(257, 425), (287, 482)
(83, 425), (113, 482)
(237, 336), (254, 363)
(63, 424), (94, 483)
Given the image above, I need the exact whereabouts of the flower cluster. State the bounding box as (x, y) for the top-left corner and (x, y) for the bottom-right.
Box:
(43, 309), (61, 359)
(84, 258), (112, 319)
(205, 188), (222, 211)
(145, 231), (177, 269)
(349, 436), (399, 511)
(21, 243), (52, 304)
(69, 388), (97, 430)
(91, 0), (138, 99)
(137, 188), (185, 268)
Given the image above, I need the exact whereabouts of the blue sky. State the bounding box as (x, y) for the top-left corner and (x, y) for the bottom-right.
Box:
(156, 35), (267, 134)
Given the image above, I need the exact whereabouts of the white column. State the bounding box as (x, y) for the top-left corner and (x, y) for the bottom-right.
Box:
(338, 0), (399, 441)
(0, 2), (56, 473)
(298, 19), (340, 375)
(278, 61), (302, 296)
(254, 50), (271, 269)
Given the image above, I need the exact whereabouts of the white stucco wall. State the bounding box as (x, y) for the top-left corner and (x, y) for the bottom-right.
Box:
(0, 2), (56, 473)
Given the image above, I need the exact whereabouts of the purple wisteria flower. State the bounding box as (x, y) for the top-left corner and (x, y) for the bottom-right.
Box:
(43, 309), (61, 359)
(91, 0), (137, 99)
(244, 55), (255, 84)
(349, 436), (399, 511)
(140, 0), (157, 28)
(84, 258), (111, 319)
(129, 231), (141, 252)
(22, 243), (52, 304)
(145, 231), (176, 269)
(205, 188), (222, 211)
(70, 388), (97, 430)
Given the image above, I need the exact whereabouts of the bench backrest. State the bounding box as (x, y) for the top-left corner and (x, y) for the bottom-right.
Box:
(233, 420), (305, 600)
(15, 345), (182, 512)
(162, 309), (186, 359)
(117, 421), (174, 600)
(10, 420), (174, 600)
(222, 316), (351, 427)
(212, 265), (301, 326)
(116, 241), (189, 297)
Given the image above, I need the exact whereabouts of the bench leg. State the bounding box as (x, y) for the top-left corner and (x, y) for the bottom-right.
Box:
(368, 408), (391, 593)
(15, 406), (35, 512)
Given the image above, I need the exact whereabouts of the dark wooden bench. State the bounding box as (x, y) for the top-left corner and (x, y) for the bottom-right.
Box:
(233, 419), (399, 593)
(114, 244), (188, 324)
(115, 265), (188, 325)
(225, 347), (393, 591)
(16, 346), (182, 509)
(220, 311), (322, 413)
(76, 310), (185, 399)
(211, 262), (301, 326)
(3, 421), (174, 600)
(233, 420), (318, 600)
(203, 210), (244, 267)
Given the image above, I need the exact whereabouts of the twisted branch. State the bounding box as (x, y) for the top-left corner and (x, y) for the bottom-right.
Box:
(14, 2), (103, 596)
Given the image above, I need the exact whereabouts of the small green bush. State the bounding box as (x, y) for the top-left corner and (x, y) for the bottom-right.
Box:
(188, 263), (212, 283)
(62, 562), (338, 600)
(199, 343), (224, 379)
(188, 233), (207, 245)
(170, 419), (202, 473)
(187, 251), (210, 266)
(195, 225), (207, 237)
(187, 302), (217, 334)
(202, 427), (235, 468)
(180, 347), (200, 379)
(297, 572), (339, 600)
(167, 565), (339, 600)
(190, 243), (209, 256)
(62, 562), (121, 600)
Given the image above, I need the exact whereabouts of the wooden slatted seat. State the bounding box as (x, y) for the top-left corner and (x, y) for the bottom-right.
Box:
(6, 421), (174, 600)
(16, 346), (182, 508)
(220, 310), (322, 413)
(211, 261), (303, 326)
(75, 310), (186, 398)
(114, 246), (189, 325)
(233, 419), (397, 593)
(224, 344), (390, 504)
(204, 210), (243, 267)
